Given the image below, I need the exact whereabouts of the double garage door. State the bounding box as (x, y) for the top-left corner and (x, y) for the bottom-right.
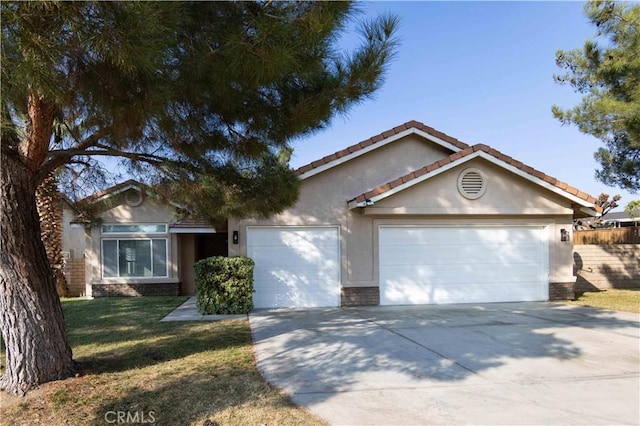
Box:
(379, 226), (548, 305)
(247, 225), (548, 308)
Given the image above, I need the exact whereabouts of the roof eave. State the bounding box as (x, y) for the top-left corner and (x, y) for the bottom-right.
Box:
(298, 127), (465, 180)
(348, 151), (597, 211)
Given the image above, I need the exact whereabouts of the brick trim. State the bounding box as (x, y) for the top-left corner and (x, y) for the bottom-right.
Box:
(341, 287), (380, 306)
(92, 282), (180, 297)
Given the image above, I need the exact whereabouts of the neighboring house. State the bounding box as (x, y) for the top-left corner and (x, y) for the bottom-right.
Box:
(63, 180), (227, 297)
(601, 211), (639, 228)
(229, 120), (598, 308)
(66, 120), (599, 307)
(574, 211), (639, 229)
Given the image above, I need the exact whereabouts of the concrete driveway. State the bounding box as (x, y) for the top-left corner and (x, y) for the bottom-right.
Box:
(250, 302), (640, 425)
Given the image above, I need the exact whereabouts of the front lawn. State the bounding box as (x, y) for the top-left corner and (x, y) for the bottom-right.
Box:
(0, 297), (325, 425)
(568, 289), (640, 314)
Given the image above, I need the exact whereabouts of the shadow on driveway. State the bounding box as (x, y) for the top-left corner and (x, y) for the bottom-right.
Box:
(250, 302), (640, 425)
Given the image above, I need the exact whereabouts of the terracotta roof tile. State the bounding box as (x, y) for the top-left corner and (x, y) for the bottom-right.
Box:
(449, 151), (464, 162)
(311, 159), (325, 168)
(322, 153), (338, 163)
(415, 167), (429, 177)
(336, 148), (351, 158)
(348, 142), (598, 207)
(437, 158), (451, 168)
(370, 134), (385, 143)
(347, 144), (361, 154)
(79, 179), (148, 205)
(361, 138), (374, 148)
(295, 120), (470, 177)
(401, 172), (416, 183)
(566, 187), (579, 196)
(297, 164), (313, 174)
(389, 177), (404, 188)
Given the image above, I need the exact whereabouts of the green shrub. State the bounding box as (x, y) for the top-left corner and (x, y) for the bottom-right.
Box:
(194, 256), (254, 315)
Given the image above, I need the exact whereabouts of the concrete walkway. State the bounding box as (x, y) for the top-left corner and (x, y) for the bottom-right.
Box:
(250, 302), (640, 425)
(160, 297), (247, 322)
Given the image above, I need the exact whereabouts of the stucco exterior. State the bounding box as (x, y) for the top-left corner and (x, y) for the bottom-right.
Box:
(76, 187), (220, 297)
(230, 123), (595, 305)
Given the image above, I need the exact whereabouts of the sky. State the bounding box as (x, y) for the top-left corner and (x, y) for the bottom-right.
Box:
(286, 1), (637, 211)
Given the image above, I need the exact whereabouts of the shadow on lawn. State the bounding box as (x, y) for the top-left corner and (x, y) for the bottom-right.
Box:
(93, 367), (267, 425)
(62, 297), (248, 374)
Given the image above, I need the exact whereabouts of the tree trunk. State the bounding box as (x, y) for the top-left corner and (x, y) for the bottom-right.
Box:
(36, 174), (69, 297)
(0, 150), (75, 396)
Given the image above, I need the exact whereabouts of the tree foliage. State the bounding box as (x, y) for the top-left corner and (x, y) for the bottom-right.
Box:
(0, 1), (399, 395)
(625, 200), (640, 218)
(2, 1), (399, 220)
(553, 1), (640, 193)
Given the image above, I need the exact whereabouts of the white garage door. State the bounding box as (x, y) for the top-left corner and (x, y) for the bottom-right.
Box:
(247, 226), (340, 308)
(379, 226), (548, 305)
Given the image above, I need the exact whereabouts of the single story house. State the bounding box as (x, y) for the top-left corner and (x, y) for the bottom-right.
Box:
(65, 120), (599, 306)
(63, 180), (227, 297)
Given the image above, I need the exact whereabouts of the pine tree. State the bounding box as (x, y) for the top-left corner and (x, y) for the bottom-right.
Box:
(553, 1), (640, 192)
(0, 1), (398, 394)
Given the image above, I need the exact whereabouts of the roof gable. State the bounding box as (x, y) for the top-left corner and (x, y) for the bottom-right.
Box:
(348, 144), (598, 216)
(295, 120), (470, 179)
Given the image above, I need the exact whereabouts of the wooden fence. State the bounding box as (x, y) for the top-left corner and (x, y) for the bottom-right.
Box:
(574, 227), (640, 245)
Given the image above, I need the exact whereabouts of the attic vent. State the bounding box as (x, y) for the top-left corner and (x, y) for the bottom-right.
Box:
(457, 168), (486, 200)
(124, 190), (144, 207)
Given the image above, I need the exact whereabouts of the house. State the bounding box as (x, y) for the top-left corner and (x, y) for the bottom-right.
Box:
(228, 120), (598, 308)
(601, 211), (639, 228)
(63, 180), (227, 297)
(66, 120), (598, 306)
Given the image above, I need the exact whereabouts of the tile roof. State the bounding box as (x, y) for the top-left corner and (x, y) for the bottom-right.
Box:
(349, 143), (599, 207)
(294, 120), (470, 176)
(77, 179), (148, 205)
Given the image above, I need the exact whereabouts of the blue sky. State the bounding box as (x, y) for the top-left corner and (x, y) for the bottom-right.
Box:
(287, 1), (637, 210)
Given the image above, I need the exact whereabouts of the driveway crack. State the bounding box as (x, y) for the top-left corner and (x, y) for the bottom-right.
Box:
(351, 311), (483, 378)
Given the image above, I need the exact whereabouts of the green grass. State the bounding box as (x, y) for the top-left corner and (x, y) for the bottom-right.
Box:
(0, 297), (325, 426)
(567, 289), (640, 314)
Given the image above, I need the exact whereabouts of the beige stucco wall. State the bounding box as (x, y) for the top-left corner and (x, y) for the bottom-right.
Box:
(85, 192), (180, 297)
(62, 203), (86, 259)
(230, 134), (579, 295)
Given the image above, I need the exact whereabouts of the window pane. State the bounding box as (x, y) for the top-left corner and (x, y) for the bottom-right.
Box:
(103, 240), (118, 277)
(118, 240), (152, 277)
(152, 239), (167, 277)
(102, 224), (166, 234)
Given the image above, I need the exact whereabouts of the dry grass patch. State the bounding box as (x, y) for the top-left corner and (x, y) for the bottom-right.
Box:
(568, 289), (640, 314)
(0, 297), (325, 426)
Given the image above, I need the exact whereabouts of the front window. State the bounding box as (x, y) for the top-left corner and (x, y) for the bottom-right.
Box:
(102, 239), (168, 278)
(102, 224), (167, 234)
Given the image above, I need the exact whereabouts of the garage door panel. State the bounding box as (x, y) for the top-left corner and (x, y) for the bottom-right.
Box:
(383, 264), (544, 285)
(381, 246), (545, 266)
(248, 227), (340, 308)
(380, 226), (547, 305)
(380, 227), (540, 246)
(383, 281), (543, 305)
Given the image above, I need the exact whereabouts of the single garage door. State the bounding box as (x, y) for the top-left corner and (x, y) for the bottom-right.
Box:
(247, 226), (340, 308)
(379, 226), (548, 305)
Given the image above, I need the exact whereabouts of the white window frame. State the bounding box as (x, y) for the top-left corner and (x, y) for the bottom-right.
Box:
(101, 238), (169, 278)
(101, 223), (167, 235)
